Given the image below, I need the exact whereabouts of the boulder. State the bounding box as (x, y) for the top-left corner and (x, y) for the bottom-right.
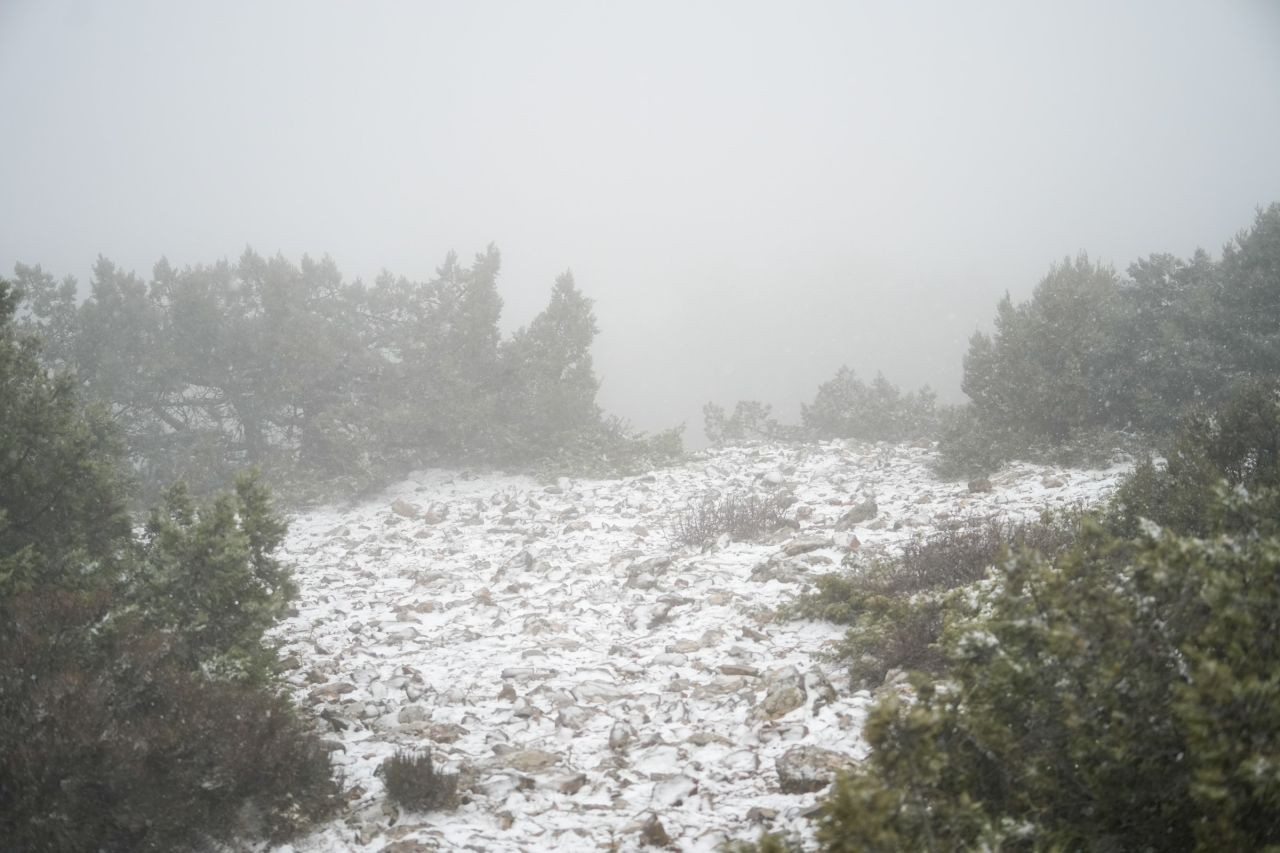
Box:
(775, 746), (857, 794)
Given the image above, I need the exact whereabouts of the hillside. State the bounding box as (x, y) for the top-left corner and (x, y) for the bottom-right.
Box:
(271, 440), (1129, 851)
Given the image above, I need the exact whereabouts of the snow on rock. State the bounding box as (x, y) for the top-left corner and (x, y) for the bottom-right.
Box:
(269, 441), (1128, 852)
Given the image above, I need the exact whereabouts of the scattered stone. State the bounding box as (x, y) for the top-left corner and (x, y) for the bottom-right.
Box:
(391, 498), (419, 518)
(720, 749), (760, 773)
(639, 813), (671, 847)
(652, 774), (698, 807)
(758, 666), (806, 719)
(652, 652), (688, 667)
(781, 536), (830, 557)
(397, 704), (429, 725)
(555, 772), (589, 795)
(608, 721), (636, 752)
(308, 682), (356, 702)
(718, 663), (760, 678)
(686, 731), (734, 747)
(504, 749), (560, 773)
(426, 723), (468, 743)
(836, 497), (877, 529)
(775, 746), (858, 794)
(572, 680), (631, 704)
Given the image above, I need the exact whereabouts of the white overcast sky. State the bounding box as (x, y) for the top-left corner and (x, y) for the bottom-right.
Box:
(2, 0), (1279, 439)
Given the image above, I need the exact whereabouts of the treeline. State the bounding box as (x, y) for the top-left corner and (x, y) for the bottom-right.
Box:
(15, 246), (681, 504)
(940, 203), (1280, 474)
(709, 204), (1280, 481)
(704, 368), (940, 446)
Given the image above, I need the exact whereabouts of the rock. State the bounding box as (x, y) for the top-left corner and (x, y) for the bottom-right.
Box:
(504, 749), (560, 773)
(781, 536), (830, 557)
(555, 705), (595, 731)
(391, 498), (419, 518)
(380, 842), (435, 853)
(397, 704), (429, 725)
(308, 682), (356, 702)
(836, 498), (877, 529)
(720, 749), (760, 773)
(652, 652), (688, 667)
(608, 721), (636, 752)
(718, 663), (760, 678)
(572, 680), (631, 704)
(554, 771), (589, 795)
(652, 774), (698, 807)
(634, 744), (681, 777)
(967, 477), (993, 493)
(500, 666), (556, 683)
(639, 813), (671, 847)
(511, 698), (539, 719)
(426, 723), (468, 743)
(761, 683), (806, 719)
(775, 746), (857, 794)
(686, 731), (734, 747)
(749, 559), (807, 584)
(805, 667), (839, 714)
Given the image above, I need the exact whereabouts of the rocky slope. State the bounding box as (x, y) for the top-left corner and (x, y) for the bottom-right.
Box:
(269, 441), (1128, 852)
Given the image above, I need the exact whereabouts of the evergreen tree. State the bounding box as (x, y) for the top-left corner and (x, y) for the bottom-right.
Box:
(501, 271), (601, 458)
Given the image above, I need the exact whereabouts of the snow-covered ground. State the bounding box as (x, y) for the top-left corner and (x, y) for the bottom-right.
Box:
(269, 441), (1128, 852)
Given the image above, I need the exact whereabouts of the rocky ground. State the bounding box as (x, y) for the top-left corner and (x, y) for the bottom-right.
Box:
(268, 440), (1128, 852)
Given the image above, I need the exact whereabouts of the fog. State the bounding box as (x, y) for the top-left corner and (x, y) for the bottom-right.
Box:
(2, 0), (1278, 441)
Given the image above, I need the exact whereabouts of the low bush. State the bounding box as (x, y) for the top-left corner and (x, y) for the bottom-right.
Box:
(786, 512), (1083, 687)
(0, 590), (338, 852)
(1110, 378), (1280, 537)
(815, 486), (1280, 851)
(668, 491), (789, 547)
(381, 750), (457, 813)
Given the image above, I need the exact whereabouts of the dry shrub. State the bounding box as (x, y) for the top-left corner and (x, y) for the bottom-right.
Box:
(382, 750), (458, 812)
(669, 491), (788, 546)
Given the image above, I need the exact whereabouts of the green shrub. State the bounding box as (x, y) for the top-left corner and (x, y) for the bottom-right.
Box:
(0, 586), (339, 851)
(134, 473), (297, 683)
(816, 487), (1280, 851)
(381, 750), (458, 812)
(1111, 379), (1280, 537)
(787, 513), (1082, 686)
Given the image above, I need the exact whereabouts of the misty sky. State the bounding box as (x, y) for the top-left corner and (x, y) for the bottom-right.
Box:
(2, 1), (1279, 442)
